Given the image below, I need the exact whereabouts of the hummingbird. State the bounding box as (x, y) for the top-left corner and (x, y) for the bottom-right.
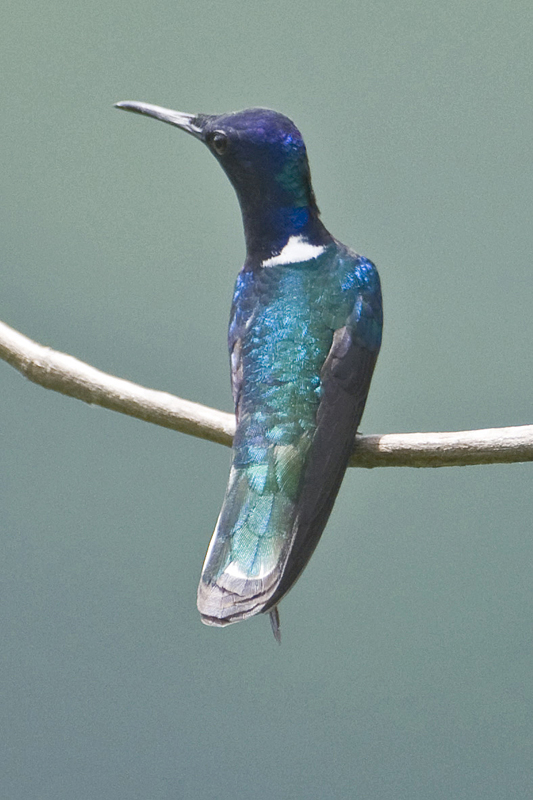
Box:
(115, 101), (383, 641)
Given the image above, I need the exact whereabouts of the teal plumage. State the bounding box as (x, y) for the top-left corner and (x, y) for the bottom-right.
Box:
(198, 242), (382, 628)
(115, 101), (383, 637)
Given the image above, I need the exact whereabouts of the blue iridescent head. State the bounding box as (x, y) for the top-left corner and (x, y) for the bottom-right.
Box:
(115, 101), (330, 260)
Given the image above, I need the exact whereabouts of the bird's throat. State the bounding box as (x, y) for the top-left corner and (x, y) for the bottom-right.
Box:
(241, 203), (331, 263)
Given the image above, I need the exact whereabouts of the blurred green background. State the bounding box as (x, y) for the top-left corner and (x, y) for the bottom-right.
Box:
(1, 1), (532, 798)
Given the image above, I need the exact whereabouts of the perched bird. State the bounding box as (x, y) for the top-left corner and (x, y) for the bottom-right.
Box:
(115, 101), (383, 640)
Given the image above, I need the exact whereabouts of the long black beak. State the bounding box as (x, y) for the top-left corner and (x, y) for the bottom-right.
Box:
(114, 101), (204, 140)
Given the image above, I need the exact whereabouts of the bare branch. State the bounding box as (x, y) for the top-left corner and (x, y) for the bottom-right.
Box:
(350, 427), (533, 468)
(0, 320), (234, 447)
(1, 319), (532, 469)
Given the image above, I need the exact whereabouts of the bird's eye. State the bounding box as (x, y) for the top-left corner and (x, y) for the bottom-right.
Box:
(211, 131), (229, 155)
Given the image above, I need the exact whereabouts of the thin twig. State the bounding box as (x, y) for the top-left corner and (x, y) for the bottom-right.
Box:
(1, 319), (532, 468)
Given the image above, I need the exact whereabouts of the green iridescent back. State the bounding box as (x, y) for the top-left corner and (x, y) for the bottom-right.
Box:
(197, 242), (382, 623)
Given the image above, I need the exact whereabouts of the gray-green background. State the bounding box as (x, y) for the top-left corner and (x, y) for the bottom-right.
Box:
(2, 1), (532, 798)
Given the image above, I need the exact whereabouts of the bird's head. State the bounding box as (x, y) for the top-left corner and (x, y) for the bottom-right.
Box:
(115, 101), (328, 259)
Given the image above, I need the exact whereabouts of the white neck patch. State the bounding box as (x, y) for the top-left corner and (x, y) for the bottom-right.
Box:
(261, 235), (325, 268)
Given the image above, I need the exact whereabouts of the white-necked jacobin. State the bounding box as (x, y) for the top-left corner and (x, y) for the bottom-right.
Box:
(115, 101), (383, 640)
